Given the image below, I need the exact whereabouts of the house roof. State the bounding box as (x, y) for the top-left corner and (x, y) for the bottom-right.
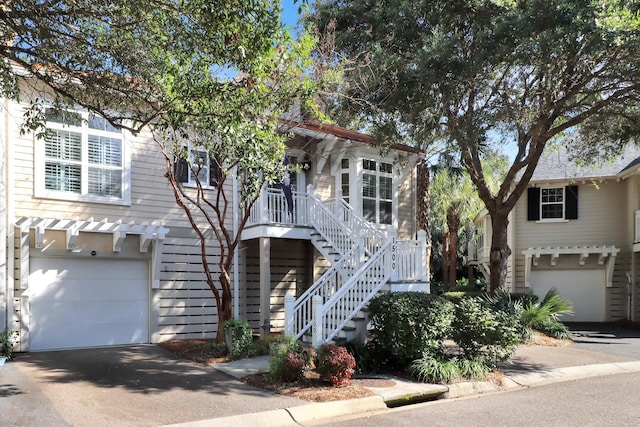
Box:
(281, 119), (425, 155)
(528, 144), (640, 182)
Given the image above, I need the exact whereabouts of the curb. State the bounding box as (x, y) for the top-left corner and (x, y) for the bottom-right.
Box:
(163, 361), (640, 427)
(163, 396), (387, 427)
(508, 360), (640, 387)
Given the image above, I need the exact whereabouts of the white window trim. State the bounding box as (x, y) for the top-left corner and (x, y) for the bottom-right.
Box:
(338, 154), (397, 229)
(34, 110), (132, 206)
(539, 186), (565, 221)
(178, 145), (221, 190)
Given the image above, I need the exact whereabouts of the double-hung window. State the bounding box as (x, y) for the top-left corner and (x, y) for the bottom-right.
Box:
(527, 186), (579, 221)
(362, 159), (393, 225)
(37, 109), (128, 204)
(174, 147), (220, 188)
(341, 158), (350, 204)
(540, 188), (564, 219)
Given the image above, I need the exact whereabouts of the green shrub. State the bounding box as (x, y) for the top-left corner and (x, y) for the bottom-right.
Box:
(455, 357), (492, 379)
(441, 291), (483, 303)
(410, 355), (460, 384)
(410, 355), (493, 384)
(484, 287), (573, 341)
(520, 288), (573, 334)
(268, 336), (314, 383)
(535, 319), (572, 340)
(367, 292), (455, 367)
(223, 318), (254, 359)
(452, 297), (521, 366)
(344, 339), (376, 374)
(316, 344), (356, 386)
(0, 328), (15, 360)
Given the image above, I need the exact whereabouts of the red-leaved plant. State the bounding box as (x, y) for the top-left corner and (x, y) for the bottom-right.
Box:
(316, 344), (356, 386)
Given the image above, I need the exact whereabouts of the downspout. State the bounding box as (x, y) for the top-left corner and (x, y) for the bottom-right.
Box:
(232, 167), (239, 318)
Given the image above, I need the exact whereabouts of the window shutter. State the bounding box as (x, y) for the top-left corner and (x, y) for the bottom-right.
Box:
(565, 185), (578, 219)
(209, 158), (219, 187)
(527, 187), (540, 221)
(174, 157), (189, 183)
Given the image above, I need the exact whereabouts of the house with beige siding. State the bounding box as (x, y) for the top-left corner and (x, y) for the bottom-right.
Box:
(0, 91), (427, 351)
(470, 145), (640, 323)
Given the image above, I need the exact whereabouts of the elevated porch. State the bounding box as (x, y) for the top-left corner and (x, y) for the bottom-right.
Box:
(240, 184), (429, 344)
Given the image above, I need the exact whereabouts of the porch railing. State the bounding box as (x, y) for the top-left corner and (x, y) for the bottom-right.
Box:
(394, 230), (428, 282)
(248, 185), (429, 344)
(248, 187), (308, 226)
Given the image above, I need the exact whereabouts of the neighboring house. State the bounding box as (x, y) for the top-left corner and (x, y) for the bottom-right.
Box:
(0, 93), (428, 351)
(470, 145), (640, 323)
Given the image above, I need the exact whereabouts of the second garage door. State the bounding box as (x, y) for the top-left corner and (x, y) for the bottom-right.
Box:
(29, 257), (150, 351)
(529, 269), (605, 322)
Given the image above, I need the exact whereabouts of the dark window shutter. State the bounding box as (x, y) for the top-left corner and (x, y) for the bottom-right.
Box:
(565, 185), (578, 219)
(209, 158), (219, 187)
(527, 187), (540, 221)
(174, 157), (189, 183)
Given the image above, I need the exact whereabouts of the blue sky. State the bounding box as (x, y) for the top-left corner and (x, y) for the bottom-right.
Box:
(281, 0), (303, 29)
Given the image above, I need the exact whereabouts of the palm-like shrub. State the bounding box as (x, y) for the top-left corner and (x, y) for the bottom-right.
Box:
(483, 287), (573, 340)
(521, 288), (573, 339)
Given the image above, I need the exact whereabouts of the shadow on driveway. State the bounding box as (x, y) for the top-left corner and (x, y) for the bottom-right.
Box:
(8, 345), (303, 427)
(565, 322), (640, 359)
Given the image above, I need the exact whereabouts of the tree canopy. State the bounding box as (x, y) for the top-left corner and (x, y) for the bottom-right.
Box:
(313, 0), (640, 292)
(1, 0), (317, 340)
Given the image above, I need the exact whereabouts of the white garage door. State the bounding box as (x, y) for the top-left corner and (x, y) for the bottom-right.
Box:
(530, 269), (605, 322)
(29, 258), (149, 351)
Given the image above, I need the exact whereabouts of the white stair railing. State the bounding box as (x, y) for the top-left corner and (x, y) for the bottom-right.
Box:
(288, 244), (362, 339)
(325, 196), (386, 256)
(312, 240), (394, 345)
(306, 185), (358, 257)
(282, 186), (428, 343)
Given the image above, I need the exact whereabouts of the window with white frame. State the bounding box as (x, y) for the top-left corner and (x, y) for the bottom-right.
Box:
(527, 185), (578, 221)
(541, 187), (564, 219)
(362, 159), (393, 225)
(341, 158), (350, 204)
(38, 109), (126, 203)
(174, 147), (220, 187)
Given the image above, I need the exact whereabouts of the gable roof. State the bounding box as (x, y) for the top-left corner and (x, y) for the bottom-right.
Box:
(529, 144), (640, 183)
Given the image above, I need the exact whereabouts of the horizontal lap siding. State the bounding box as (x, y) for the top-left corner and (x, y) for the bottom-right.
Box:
(154, 233), (221, 341)
(8, 99), (224, 227)
(242, 239), (309, 332)
(609, 252), (630, 321)
(512, 181), (631, 321)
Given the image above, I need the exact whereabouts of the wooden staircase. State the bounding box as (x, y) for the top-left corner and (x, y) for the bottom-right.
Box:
(285, 186), (428, 346)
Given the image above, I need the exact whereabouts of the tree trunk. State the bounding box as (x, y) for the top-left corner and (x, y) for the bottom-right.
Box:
(488, 212), (511, 295)
(465, 222), (474, 284)
(215, 269), (234, 343)
(442, 229), (450, 289)
(416, 160), (431, 280)
(446, 208), (460, 288)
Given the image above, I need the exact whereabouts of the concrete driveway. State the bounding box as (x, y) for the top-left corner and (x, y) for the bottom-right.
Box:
(0, 345), (304, 427)
(566, 322), (640, 359)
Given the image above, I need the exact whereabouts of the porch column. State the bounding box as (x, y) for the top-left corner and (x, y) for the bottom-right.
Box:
(259, 236), (271, 338)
